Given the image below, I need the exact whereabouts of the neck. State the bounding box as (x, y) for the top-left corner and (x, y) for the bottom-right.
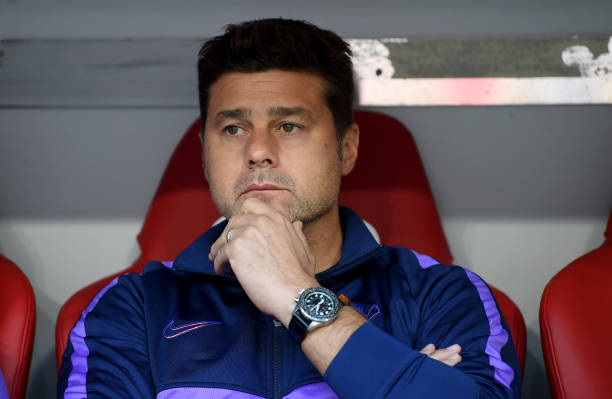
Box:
(303, 205), (343, 274)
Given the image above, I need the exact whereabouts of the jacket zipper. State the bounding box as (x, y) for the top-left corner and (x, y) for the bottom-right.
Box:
(269, 247), (383, 398)
(272, 319), (283, 399)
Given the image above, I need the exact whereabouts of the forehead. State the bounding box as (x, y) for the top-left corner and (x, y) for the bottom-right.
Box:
(206, 70), (328, 117)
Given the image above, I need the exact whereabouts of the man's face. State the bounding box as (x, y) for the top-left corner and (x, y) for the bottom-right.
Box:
(202, 70), (356, 224)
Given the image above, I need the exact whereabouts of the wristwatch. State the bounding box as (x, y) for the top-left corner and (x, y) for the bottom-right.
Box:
(288, 286), (341, 343)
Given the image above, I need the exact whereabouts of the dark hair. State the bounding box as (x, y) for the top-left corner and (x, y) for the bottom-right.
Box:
(197, 18), (354, 141)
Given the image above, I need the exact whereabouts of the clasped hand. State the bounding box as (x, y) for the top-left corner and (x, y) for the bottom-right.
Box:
(208, 198), (463, 368)
(209, 198), (319, 327)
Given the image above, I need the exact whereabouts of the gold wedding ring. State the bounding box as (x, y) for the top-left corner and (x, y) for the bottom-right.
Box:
(226, 228), (235, 244)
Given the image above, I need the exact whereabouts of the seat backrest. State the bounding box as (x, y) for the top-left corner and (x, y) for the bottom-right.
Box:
(0, 255), (36, 399)
(339, 111), (452, 262)
(540, 210), (612, 399)
(343, 111), (524, 373)
(56, 110), (525, 374)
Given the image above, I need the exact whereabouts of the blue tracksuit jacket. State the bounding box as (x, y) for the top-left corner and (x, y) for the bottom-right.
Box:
(58, 207), (521, 398)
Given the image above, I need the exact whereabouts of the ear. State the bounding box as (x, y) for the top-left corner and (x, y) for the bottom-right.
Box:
(340, 123), (359, 176)
(199, 130), (208, 181)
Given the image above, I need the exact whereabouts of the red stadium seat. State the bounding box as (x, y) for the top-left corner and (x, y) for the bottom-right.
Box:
(56, 110), (525, 375)
(540, 210), (612, 399)
(0, 255), (36, 399)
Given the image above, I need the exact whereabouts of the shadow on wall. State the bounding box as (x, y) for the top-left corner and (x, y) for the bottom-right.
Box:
(522, 328), (551, 399)
(27, 300), (57, 399)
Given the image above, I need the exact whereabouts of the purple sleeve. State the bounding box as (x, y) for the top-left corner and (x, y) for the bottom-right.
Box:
(0, 369), (8, 399)
(57, 274), (154, 398)
(324, 261), (520, 398)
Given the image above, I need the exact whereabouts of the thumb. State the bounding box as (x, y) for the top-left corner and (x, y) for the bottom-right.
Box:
(419, 343), (436, 356)
(292, 220), (316, 268)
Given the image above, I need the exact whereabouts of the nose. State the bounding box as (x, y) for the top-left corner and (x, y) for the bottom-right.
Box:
(246, 129), (278, 168)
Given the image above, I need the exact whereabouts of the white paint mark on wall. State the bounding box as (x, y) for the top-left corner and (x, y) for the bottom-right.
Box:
(381, 38), (409, 44)
(562, 36), (612, 77)
(357, 76), (612, 106)
(349, 36), (612, 106)
(348, 39), (395, 80)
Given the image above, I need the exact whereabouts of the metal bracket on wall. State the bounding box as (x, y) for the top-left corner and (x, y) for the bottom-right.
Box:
(0, 35), (610, 108)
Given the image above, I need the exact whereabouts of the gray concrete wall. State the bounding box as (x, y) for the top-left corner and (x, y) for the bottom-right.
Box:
(1, 1), (611, 398)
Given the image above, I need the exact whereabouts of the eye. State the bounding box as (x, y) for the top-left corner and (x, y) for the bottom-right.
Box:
(224, 125), (244, 136)
(279, 123), (300, 135)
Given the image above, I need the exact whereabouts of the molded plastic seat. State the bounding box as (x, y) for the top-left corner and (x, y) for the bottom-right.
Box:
(56, 110), (525, 375)
(540, 210), (612, 399)
(0, 255), (36, 399)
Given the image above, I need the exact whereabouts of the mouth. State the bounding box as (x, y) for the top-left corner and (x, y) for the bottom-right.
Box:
(241, 183), (287, 196)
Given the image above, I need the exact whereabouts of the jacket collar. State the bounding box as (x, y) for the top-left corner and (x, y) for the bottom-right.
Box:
(172, 206), (382, 277)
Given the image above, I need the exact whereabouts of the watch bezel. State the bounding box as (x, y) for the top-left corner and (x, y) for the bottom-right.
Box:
(297, 286), (340, 323)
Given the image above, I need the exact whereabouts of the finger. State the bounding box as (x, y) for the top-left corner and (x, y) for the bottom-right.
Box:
(427, 351), (459, 364)
(239, 197), (285, 220)
(210, 222), (246, 261)
(419, 343), (436, 356)
(292, 221), (311, 253)
(440, 353), (462, 367)
(292, 220), (306, 245)
(446, 344), (461, 351)
(210, 226), (235, 261)
(211, 202), (287, 253)
(426, 345), (462, 367)
(209, 215), (258, 260)
(209, 201), (271, 259)
(212, 242), (230, 274)
(292, 220), (316, 268)
(426, 344), (461, 359)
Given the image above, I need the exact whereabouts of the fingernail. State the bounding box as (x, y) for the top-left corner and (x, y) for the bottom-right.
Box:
(447, 344), (460, 351)
(449, 354), (460, 360)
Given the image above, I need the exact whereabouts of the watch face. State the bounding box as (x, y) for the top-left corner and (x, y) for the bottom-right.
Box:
(299, 287), (340, 322)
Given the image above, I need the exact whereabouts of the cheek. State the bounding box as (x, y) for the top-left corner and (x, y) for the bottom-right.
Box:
(208, 166), (230, 185)
(292, 152), (342, 189)
(204, 154), (234, 193)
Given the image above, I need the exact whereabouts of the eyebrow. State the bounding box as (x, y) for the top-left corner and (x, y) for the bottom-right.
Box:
(213, 106), (316, 128)
(268, 107), (315, 123)
(213, 108), (251, 127)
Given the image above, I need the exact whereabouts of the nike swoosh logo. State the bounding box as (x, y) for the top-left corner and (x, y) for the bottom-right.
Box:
(162, 319), (222, 339)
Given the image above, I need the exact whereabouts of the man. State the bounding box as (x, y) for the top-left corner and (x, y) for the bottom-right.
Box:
(58, 18), (521, 398)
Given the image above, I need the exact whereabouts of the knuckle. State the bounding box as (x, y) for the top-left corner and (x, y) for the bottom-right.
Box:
(242, 225), (258, 237)
(250, 214), (265, 225)
(233, 236), (247, 247)
(254, 214), (275, 231)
